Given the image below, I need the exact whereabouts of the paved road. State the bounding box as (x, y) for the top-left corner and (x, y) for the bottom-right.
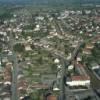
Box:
(0, 35), (18, 100)
(8, 32), (18, 100)
(51, 16), (80, 100)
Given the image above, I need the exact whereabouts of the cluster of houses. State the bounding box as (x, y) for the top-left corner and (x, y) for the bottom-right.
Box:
(83, 43), (94, 55)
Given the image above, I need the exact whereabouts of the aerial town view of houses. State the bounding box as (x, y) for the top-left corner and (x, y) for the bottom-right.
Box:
(0, 0), (100, 100)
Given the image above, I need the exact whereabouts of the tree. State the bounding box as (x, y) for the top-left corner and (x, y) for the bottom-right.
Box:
(37, 56), (43, 64)
(51, 63), (57, 72)
(29, 90), (42, 100)
(13, 43), (25, 53)
(0, 47), (2, 53)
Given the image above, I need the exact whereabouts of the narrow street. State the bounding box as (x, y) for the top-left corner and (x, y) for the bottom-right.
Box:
(9, 32), (18, 100)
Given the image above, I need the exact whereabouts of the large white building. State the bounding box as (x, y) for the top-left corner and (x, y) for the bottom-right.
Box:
(66, 75), (90, 86)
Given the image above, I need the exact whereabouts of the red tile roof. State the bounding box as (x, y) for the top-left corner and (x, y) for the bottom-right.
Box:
(3, 63), (12, 82)
(47, 95), (57, 100)
(72, 75), (90, 81)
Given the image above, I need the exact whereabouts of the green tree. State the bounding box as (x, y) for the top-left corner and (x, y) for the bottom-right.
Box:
(13, 43), (25, 53)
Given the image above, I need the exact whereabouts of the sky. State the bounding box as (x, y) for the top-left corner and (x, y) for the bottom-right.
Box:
(0, 0), (100, 5)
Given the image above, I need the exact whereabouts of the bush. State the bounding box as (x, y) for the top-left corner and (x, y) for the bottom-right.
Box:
(13, 43), (25, 53)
